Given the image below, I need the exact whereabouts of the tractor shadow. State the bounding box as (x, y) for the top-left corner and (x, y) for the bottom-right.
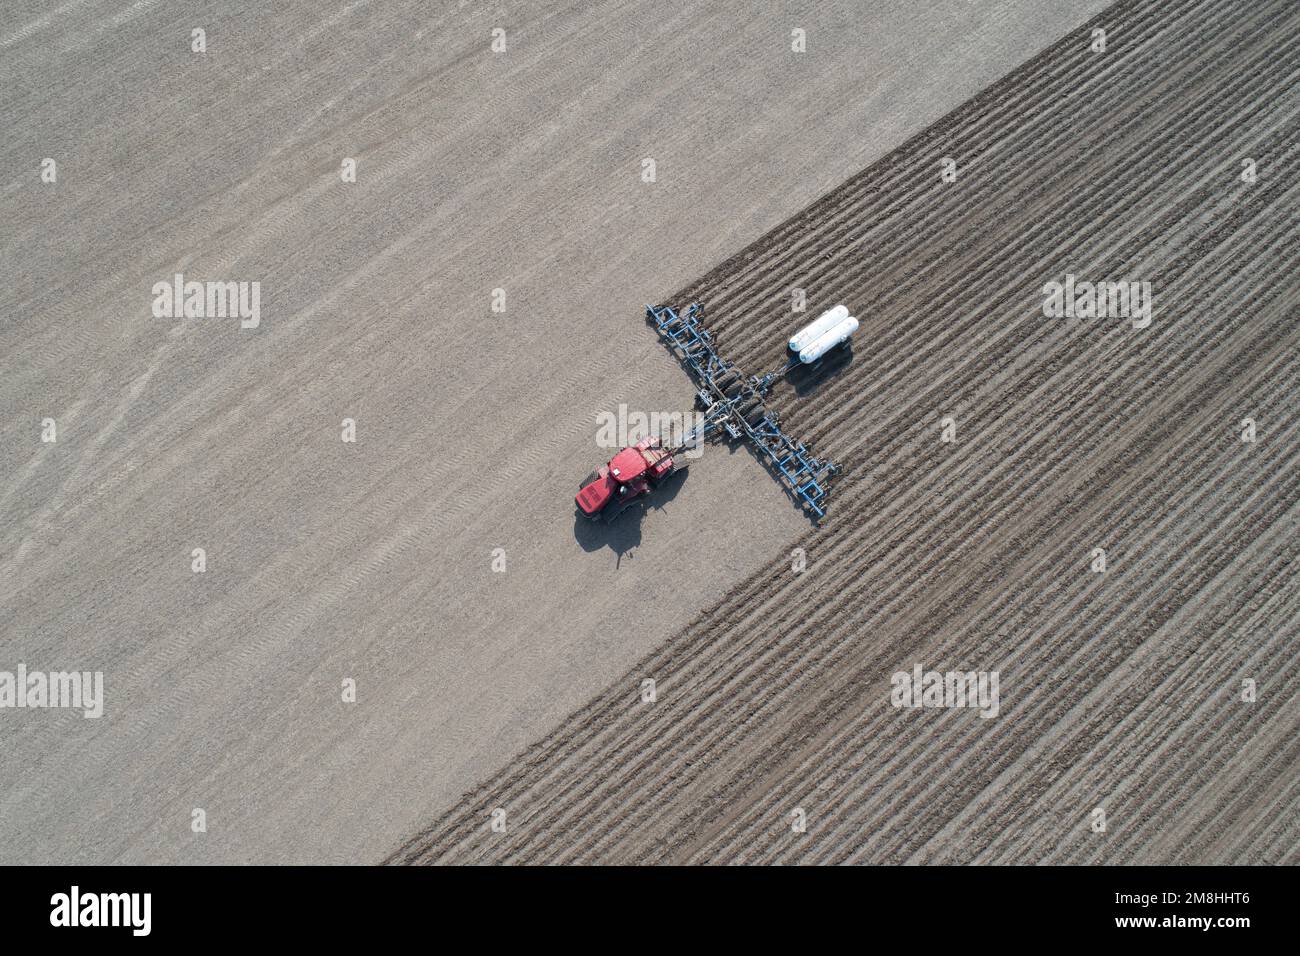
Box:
(573, 467), (689, 566)
(784, 345), (854, 396)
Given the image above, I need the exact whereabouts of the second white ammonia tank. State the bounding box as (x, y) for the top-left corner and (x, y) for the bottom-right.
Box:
(788, 305), (849, 353)
(798, 315), (858, 364)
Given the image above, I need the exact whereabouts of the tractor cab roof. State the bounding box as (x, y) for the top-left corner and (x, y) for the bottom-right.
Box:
(608, 446), (649, 483)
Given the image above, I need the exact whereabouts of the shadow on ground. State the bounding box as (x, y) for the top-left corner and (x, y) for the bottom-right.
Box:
(573, 467), (689, 566)
(784, 345), (854, 397)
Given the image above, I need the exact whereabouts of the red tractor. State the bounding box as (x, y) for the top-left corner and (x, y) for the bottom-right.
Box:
(575, 435), (687, 521)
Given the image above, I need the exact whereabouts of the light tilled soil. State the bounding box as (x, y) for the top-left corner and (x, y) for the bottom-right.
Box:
(393, 0), (1300, 864)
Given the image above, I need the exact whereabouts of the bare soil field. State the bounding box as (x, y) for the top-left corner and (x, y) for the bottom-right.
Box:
(394, 0), (1300, 864)
(1, 2), (1114, 864)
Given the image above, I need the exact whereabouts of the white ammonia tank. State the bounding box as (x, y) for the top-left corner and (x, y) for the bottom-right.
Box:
(788, 305), (849, 353)
(799, 315), (858, 364)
